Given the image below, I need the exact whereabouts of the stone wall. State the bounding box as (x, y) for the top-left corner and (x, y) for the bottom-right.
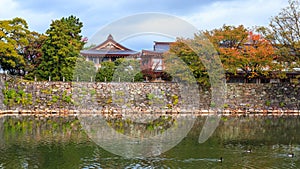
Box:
(225, 83), (300, 113)
(0, 80), (299, 114)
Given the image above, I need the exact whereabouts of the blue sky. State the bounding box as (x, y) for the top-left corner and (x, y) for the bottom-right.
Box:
(0, 0), (289, 50)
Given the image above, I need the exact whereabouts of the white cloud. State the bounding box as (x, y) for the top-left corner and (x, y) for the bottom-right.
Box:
(184, 0), (289, 31)
(0, 0), (291, 49)
(88, 13), (198, 47)
(0, 0), (55, 33)
(0, 0), (19, 19)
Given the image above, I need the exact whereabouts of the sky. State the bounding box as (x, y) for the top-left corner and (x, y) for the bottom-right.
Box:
(0, 0), (289, 50)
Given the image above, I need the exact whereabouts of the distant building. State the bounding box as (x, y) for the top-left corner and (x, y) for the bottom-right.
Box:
(80, 34), (140, 69)
(80, 34), (172, 80)
(140, 42), (173, 80)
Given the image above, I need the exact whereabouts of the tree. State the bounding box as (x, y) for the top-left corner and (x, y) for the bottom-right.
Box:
(82, 43), (96, 50)
(95, 59), (144, 82)
(24, 32), (46, 79)
(73, 57), (96, 82)
(34, 15), (84, 81)
(95, 61), (115, 82)
(0, 17), (29, 75)
(166, 32), (228, 87)
(165, 39), (209, 85)
(267, 0), (300, 65)
(113, 58), (144, 82)
(204, 25), (277, 81)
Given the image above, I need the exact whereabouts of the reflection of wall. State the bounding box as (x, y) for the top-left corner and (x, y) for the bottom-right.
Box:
(0, 79), (5, 110)
(217, 116), (300, 144)
(0, 116), (4, 147)
(191, 116), (300, 144)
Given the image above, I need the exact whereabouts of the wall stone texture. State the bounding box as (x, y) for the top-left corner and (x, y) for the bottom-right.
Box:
(0, 80), (299, 114)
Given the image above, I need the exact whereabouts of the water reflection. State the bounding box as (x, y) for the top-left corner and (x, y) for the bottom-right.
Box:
(0, 115), (299, 168)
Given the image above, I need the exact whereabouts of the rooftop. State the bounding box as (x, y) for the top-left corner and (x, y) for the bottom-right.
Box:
(80, 34), (139, 57)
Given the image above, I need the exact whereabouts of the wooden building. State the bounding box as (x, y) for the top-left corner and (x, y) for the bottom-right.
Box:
(80, 35), (172, 80)
(80, 34), (140, 68)
(140, 42), (173, 80)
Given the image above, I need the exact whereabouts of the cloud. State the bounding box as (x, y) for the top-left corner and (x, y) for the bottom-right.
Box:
(87, 13), (198, 47)
(0, 0), (290, 49)
(0, 0), (19, 19)
(0, 0), (57, 33)
(184, 0), (289, 31)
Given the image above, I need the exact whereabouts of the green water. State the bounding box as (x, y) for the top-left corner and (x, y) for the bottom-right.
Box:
(0, 115), (299, 168)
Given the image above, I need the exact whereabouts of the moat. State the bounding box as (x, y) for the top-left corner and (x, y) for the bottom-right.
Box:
(0, 114), (300, 168)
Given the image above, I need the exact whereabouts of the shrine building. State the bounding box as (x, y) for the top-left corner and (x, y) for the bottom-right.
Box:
(80, 34), (141, 69)
(80, 34), (172, 78)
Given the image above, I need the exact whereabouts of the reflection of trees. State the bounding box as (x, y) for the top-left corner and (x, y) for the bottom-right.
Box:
(0, 115), (94, 168)
(2, 115), (85, 146)
(1, 115), (300, 168)
(3, 115), (300, 146)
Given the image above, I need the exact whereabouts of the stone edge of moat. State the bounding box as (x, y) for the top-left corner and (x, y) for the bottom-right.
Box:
(1, 109), (300, 117)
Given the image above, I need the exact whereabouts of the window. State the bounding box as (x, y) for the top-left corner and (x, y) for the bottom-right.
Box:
(152, 59), (163, 71)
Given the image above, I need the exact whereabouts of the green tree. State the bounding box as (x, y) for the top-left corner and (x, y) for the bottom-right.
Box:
(0, 17), (29, 75)
(113, 58), (144, 82)
(73, 57), (96, 81)
(95, 61), (115, 82)
(34, 15), (84, 81)
(82, 43), (96, 50)
(165, 39), (209, 85)
(166, 34), (226, 87)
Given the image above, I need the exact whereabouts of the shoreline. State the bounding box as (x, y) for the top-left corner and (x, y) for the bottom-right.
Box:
(0, 109), (300, 117)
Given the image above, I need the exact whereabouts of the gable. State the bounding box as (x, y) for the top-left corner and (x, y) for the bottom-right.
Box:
(91, 34), (133, 51)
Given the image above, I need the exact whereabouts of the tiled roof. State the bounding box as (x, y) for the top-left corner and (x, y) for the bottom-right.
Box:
(141, 50), (163, 57)
(80, 34), (139, 57)
(80, 49), (140, 57)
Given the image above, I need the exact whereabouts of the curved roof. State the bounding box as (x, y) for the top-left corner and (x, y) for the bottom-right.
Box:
(80, 49), (140, 57)
(80, 34), (139, 57)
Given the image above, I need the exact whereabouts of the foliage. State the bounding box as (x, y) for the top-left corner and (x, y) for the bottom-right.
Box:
(112, 58), (144, 82)
(62, 90), (73, 103)
(204, 25), (279, 80)
(2, 81), (75, 107)
(95, 61), (115, 82)
(146, 93), (155, 100)
(82, 43), (96, 50)
(166, 36), (221, 87)
(24, 32), (47, 79)
(267, 0), (300, 65)
(73, 56), (96, 81)
(172, 94), (179, 105)
(2, 84), (33, 108)
(33, 15), (84, 81)
(0, 17), (29, 75)
(164, 41), (199, 83)
(265, 100), (271, 106)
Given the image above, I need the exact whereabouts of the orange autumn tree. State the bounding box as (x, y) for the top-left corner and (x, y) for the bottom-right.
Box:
(205, 25), (278, 82)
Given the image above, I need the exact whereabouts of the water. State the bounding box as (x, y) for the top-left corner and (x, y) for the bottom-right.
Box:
(0, 115), (300, 168)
